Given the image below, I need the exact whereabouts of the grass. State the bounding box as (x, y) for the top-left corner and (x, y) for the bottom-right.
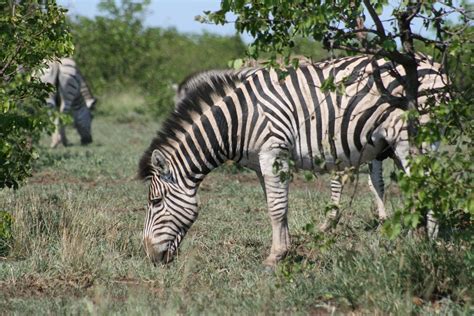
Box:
(0, 93), (472, 314)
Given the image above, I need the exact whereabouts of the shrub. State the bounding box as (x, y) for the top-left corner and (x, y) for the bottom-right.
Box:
(0, 1), (73, 189)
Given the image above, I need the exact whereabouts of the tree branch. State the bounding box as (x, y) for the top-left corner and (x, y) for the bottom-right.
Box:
(406, 1), (422, 22)
(363, 0), (386, 39)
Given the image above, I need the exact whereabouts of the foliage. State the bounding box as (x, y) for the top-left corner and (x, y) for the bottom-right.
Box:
(68, 0), (248, 117)
(388, 12), (474, 239)
(70, 0), (151, 92)
(387, 96), (474, 238)
(0, 1), (73, 189)
(204, 0), (473, 238)
(68, 1), (328, 117)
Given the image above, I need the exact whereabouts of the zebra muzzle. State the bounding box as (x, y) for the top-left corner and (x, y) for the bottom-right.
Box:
(144, 238), (174, 264)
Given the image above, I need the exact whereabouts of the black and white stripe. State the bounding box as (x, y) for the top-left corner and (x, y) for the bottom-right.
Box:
(139, 54), (447, 266)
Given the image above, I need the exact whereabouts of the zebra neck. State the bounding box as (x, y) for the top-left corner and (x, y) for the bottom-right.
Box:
(166, 100), (255, 190)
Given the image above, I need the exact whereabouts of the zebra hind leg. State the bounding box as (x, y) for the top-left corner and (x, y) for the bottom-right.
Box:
(368, 160), (388, 223)
(319, 176), (343, 232)
(392, 134), (439, 239)
(73, 106), (93, 145)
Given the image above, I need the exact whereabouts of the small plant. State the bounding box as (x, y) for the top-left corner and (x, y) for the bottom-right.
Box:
(0, 211), (14, 257)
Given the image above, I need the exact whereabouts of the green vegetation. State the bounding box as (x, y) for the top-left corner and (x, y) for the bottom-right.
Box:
(0, 1), (73, 189)
(1, 0), (472, 314)
(0, 101), (471, 313)
(69, 0), (248, 117)
(68, 0), (327, 117)
(0, 210), (13, 257)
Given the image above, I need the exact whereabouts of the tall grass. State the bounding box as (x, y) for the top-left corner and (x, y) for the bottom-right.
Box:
(95, 88), (155, 124)
(0, 101), (472, 314)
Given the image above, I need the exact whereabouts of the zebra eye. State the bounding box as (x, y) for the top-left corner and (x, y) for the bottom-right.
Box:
(150, 197), (162, 207)
(160, 173), (173, 182)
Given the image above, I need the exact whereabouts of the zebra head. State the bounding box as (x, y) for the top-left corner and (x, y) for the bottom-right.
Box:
(142, 149), (199, 264)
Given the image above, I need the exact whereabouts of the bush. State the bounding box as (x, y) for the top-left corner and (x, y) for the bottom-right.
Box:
(0, 1), (73, 189)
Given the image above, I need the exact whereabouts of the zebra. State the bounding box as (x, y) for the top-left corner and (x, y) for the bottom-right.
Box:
(172, 61), (408, 232)
(39, 58), (96, 148)
(139, 54), (447, 267)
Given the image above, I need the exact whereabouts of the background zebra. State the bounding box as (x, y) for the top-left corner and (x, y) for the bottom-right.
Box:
(39, 58), (96, 148)
(139, 54), (447, 267)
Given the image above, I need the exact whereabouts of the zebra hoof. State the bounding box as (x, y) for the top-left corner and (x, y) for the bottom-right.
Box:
(318, 222), (330, 232)
(50, 136), (62, 148)
(319, 220), (338, 232)
(262, 257), (278, 268)
(81, 136), (93, 146)
(263, 252), (286, 269)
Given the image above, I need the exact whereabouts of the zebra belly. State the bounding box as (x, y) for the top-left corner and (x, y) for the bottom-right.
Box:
(291, 99), (398, 172)
(293, 134), (386, 172)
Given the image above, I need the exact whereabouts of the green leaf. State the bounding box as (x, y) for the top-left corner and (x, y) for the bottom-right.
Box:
(320, 75), (336, 92)
(382, 39), (397, 52)
(222, 0), (231, 11)
(232, 58), (244, 69)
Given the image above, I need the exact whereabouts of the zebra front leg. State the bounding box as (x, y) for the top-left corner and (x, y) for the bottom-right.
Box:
(319, 175), (343, 232)
(259, 149), (291, 267)
(51, 116), (68, 148)
(368, 160), (388, 221)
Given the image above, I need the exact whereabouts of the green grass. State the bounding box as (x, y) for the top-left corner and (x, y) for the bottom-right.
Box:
(0, 99), (472, 314)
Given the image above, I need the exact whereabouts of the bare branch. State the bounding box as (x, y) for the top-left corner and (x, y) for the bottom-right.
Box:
(327, 26), (380, 37)
(443, 23), (471, 36)
(411, 33), (447, 49)
(397, 1), (421, 56)
(363, 0), (386, 39)
(369, 58), (408, 107)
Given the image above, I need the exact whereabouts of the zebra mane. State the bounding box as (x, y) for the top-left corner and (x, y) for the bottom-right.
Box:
(138, 70), (248, 180)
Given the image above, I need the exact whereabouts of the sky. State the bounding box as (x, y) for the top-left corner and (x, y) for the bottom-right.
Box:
(57, 0), (461, 44)
(57, 0), (243, 37)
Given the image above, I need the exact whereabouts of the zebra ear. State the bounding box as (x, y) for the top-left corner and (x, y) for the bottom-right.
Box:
(151, 149), (170, 176)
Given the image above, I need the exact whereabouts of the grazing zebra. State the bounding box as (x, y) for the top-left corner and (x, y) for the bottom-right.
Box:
(173, 64), (396, 232)
(139, 54), (447, 267)
(39, 58), (96, 148)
